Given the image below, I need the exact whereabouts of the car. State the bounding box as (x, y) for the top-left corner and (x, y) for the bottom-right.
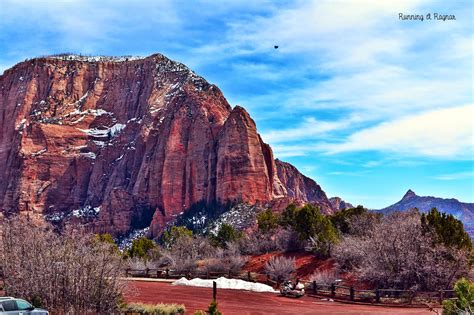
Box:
(0, 297), (48, 315)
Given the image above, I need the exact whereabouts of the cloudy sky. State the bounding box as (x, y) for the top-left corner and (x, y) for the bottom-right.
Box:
(1, 0), (472, 208)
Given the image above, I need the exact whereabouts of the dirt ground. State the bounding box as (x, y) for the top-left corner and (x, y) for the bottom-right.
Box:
(124, 280), (438, 315)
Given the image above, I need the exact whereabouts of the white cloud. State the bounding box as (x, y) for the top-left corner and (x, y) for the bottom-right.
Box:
(432, 171), (474, 181)
(262, 116), (348, 143)
(321, 105), (474, 159)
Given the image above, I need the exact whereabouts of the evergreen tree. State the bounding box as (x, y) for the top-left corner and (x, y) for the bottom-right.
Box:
(442, 278), (474, 315)
(127, 237), (156, 260)
(421, 208), (472, 250)
(257, 208), (280, 233)
(211, 223), (241, 248)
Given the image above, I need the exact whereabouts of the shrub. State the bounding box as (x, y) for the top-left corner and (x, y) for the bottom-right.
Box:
(161, 236), (200, 275)
(1, 216), (126, 314)
(442, 278), (474, 315)
(194, 300), (221, 315)
(121, 302), (185, 314)
(257, 209), (280, 233)
(310, 269), (339, 285)
(127, 237), (157, 261)
(162, 226), (193, 250)
(329, 206), (367, 235)
(210, 223), (242, 248)
(264, 256), (296, 282)
(201, 243), (246, 276)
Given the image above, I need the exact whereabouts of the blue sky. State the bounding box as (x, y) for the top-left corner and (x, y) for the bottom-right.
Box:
(0, 0), (472, 208)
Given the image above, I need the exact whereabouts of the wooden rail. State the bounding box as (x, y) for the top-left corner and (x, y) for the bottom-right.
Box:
(307, 281), (455, 305)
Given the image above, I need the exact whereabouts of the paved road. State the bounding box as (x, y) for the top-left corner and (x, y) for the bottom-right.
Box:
(124, 280), (437, 315)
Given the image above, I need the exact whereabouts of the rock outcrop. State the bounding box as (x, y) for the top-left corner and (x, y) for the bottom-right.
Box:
(0, 54), (332, 236)
(329, 197), (354, 211)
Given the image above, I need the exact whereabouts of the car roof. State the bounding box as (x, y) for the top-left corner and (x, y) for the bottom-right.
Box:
(0, 297), (14, 300)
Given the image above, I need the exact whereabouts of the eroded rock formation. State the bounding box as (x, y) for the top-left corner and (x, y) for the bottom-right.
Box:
(0, 54), (332, 236)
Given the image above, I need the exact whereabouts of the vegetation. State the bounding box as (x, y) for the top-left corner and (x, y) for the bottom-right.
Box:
(257, 208), (280, 233)
(162, 226), (193, 249)
(329, 205), (367, 235)
(210, 223), (242, 248)
(127, 237), (157, 261)
(310, 269), (339, 285)
(1, 217), (126, 314)
(333, 210), (472, 290)
(120, 302), (185, 315)
(422, 208), (472, 250)
(264, 256), (296, 282)
(194, 299), (222, 315)
(442, 278), (474, 315)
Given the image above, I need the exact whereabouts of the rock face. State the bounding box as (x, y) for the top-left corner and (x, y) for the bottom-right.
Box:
(0, 54), (332, 236)
(378, 189), (474, 237)
(329, 197), (354, 211)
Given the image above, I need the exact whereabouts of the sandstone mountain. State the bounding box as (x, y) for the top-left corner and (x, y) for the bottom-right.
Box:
(0, 54), (333, 236)
(378, 189), (474, 237)
(329, 197), (354, 211)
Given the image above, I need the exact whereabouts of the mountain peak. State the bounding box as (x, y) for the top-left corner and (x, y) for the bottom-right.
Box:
(403, 189), (417, 199)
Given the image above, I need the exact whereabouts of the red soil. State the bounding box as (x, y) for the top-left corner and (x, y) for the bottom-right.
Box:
(124, 280), (436, 315)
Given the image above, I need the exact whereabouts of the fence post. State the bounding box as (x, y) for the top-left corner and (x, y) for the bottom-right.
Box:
(375, 289), (380, 303)
(439, 289), (444, 304)
(247, 271), (251, 281)
(267, 275), (270, 284)
(145, 268), (149, 277)
(165, 268), (169, 279)
(350, 287), (355, 301)
(125, 268), (129, 277)
(213, 281), (217, 301)
(331, 283), (336, 297)
(313, 281), (317, 294)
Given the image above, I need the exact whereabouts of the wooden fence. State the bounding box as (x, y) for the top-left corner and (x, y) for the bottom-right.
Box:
(306, 282), (456, 305)
(125, 268), (457, 305)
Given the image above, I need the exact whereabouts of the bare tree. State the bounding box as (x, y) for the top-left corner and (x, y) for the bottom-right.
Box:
(333, 211), (471, 290)
(310, 269), (339, 285)
(201, 242), (246, 276)
(0, 216), (127, 314)
(264, 256), (296, 283)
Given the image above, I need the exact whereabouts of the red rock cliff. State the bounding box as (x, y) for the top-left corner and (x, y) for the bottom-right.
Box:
(0, 54), (332, 236)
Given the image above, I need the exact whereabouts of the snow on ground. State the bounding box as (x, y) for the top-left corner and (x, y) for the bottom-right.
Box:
(172, 277), (278, 293)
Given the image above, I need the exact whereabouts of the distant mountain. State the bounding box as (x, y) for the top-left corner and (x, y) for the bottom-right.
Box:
(329, 197), (354, 211)
(378, 189), (474, 237)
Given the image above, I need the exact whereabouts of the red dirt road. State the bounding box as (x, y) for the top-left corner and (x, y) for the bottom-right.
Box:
(124, 280), (436, 315)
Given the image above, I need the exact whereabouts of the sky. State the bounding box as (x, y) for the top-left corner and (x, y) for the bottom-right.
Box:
(0, 0), (472, 208)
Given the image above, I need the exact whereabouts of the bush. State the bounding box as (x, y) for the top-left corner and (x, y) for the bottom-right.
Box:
(121, 302), (185, 314)
(257, 209), (280, 233)
(162, 226), (193, 250)
(442, 278), (474, 315)
(127, 237), (157, 261)
(201, 243), (246, 276)
(310, 269), (339, 285)
(264, 256), (296, 282)
(194, 300), (221, 315)
(210, 223), (242, 248)
(1, 216), (126, 314)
